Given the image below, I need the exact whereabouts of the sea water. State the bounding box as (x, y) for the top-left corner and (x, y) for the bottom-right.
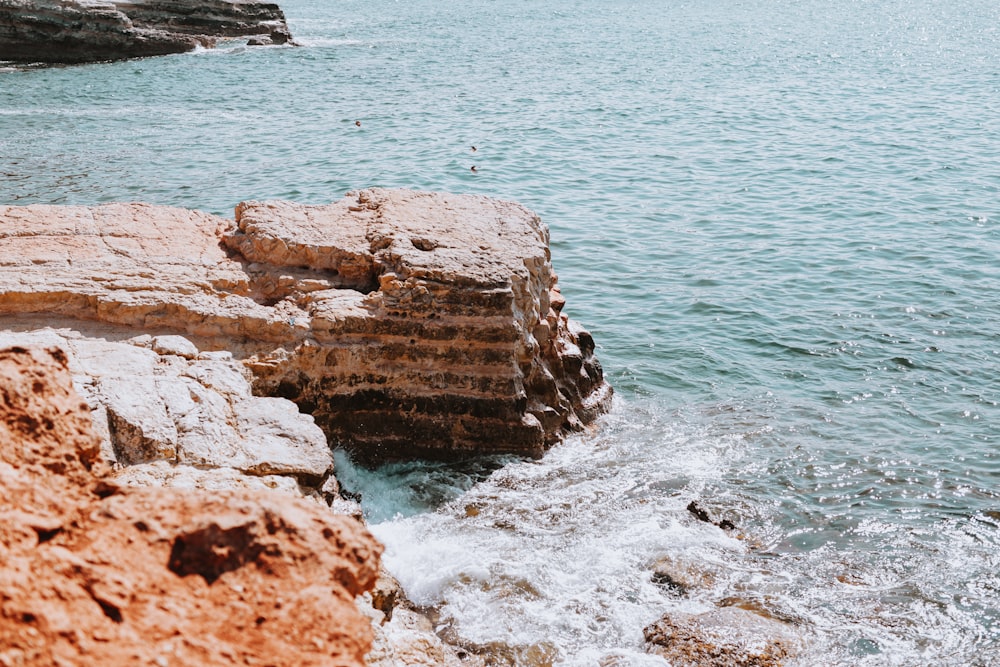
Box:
(2, 0), (998, 663)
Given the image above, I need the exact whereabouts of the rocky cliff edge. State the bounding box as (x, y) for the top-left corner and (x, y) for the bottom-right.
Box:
(0, 0), (292, 64)
(0, 188), (612, 464)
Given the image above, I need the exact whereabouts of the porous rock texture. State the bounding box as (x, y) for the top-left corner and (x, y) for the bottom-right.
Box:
(0, 0), (291, 64)
(0, 327), (334, 494)
(0, 188), (611, 463)
(0, 344), (382, 667)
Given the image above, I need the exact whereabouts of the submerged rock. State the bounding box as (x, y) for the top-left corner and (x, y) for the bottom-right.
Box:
(0, 0), (293, 64)
(644, 606), (801, 667)
(649, 555), (718, 596)
(0, 344), (382, 666)
(0, 189), (612, 462)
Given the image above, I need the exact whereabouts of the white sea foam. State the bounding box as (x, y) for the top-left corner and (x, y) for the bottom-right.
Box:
(366, 401), (749, 662)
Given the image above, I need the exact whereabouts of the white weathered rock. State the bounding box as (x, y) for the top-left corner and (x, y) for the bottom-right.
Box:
(0, 329), (333, 484)
(113, 461), (306, 496)
(151, 334), (199, 359)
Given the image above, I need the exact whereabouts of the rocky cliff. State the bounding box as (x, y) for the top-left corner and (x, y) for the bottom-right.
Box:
(0, 189), (612, 463)
(113, 0), (291, 43)
(0, 0), (291, 64)
(0, 344), (382, 666)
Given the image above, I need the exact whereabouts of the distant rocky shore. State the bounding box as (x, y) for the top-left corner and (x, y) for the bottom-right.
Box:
(0, 0), (293, 64)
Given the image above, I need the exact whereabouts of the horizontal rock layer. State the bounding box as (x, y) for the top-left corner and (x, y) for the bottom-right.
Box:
(0, 189), (611, 462)
(0, 0), (200, 63)
(114, 0), (291, 42)
(0, 0), (291, 64)
(0, 344), (382, 667)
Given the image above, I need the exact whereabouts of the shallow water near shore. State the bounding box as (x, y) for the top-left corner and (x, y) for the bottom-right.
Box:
(3, 0), (999, 663)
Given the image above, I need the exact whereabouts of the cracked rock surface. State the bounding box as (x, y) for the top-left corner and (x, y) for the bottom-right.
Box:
(0, 344), (381, 667)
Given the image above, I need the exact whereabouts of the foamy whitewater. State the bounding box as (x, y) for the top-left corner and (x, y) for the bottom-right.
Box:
(3, 0), (998, 663)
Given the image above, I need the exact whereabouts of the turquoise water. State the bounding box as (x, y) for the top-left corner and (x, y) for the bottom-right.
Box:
(3, 0), (999, 663)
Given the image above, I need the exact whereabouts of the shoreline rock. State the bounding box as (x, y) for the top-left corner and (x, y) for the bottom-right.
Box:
(644, 606), (802, 667)
(0, 189), (612, 463)
(0, 327), (335, 496)
(113, 0), (292, 44)
(0, 344), (382, 666)
(0, 189), (612, 662)
(0, 0), (293, 64)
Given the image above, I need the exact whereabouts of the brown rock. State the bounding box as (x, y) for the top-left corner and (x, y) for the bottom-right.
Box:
(0, 189), (612, 462)
(644, 606), (801, 667)
(0, 344), (382, 667)
(0, 0), (206, 64)
(0, 0), (293, 65)
(650, 555), (717, 596)
(112, 0), (293, 44)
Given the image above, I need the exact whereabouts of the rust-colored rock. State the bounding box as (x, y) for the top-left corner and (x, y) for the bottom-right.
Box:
(0, 189), (611, 462)
(0, 344), (382, 667)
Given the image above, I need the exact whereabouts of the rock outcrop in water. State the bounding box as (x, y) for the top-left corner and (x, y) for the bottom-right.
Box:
(644, 606), (801, 667)
(0, 0), (291, 64)
(112, 0), (291, 44)
(0, 189), (611, 463)
(0, 344), (381, 666)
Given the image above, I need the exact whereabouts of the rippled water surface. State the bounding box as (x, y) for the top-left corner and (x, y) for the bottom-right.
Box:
(3, 0), (999, 664)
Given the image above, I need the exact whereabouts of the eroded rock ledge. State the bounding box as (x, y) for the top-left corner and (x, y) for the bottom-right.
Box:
(0, 188), (611, 464)
(0, 0), (292, 64)
(0, 344), (381, 666)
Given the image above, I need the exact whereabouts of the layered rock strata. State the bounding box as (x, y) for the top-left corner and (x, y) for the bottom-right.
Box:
(0, 0), (291, 64)
(113, 0), (291, 44)
(0, 189), (611, 462)
(0, 0), (200, 63)
(0, 344), (382, 667)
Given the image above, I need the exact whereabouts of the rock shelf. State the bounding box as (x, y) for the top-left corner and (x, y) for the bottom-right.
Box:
(0, 0), (292, 64)
(0, 189), (611, 470)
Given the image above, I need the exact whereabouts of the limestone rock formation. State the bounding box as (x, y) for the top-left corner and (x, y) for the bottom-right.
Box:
(0, 328), (334, 493)
(0, 344), (381, 667)
(359, 570), (485, 667)
(0, 189), (611, 462)
(0, 0), (292, 64)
